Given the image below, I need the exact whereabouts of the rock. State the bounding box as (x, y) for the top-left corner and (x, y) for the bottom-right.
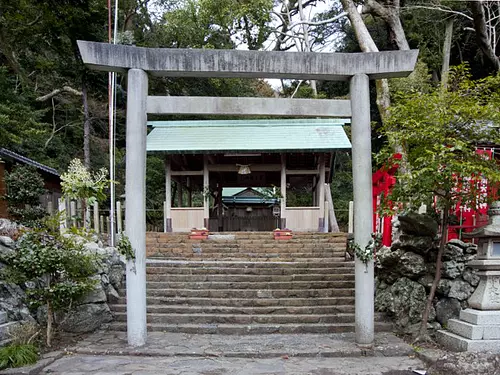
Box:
(398, 252), (426, 279)
(437, 279), (452, 296)
(392, 234), (435, 255)
(463, 267), (480, 287)
(0, 219), (20, 234)
(398, 212), (438, 237)
(0, 243), (14, 259)
(447, 239), (470, 250)
(83, 242), (101, 253)
(443, 244), (464, 261)
(105, 284), (120, 304)
(435, 297), (461, 326)
(80, 276), (107, 304)
(0, 236), (14, 248)
(375, 277), (430, 331)
(108, 265), (125, 290)
(428, 352), (500, 375)
(442, 260), (465, 279)
(58, 303), (113, 333)
(0, 282), (34, 322)
(417, 274), (434, 290)
(448, 279), (475, 301)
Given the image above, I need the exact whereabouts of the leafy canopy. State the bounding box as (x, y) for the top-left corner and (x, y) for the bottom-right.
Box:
(60, 158), (110, 205)
(379, 66), (500, 211)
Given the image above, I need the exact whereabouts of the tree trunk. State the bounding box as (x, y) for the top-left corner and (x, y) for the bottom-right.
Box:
(469, 1), (500, 71)
(297, 0), (317, 97)
(82, 82), (91, 169)
(418, 203), (450, 339)
(441, 19), (454, 89)
(46, 300), (53, 347)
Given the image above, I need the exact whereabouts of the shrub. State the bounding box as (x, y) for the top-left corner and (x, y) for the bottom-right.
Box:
(4, 165), (47, 226)
(3, 216), (98, 346)
(0, 344), (39, 370)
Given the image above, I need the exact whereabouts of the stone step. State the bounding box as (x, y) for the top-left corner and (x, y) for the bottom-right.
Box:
(0, 322), (18, 341)
(150, 257), (347, 263)
(109, 321), (392, 335)
(146, 261), (354, 269)
(146, 273), (355, 282)
(0, 311), (7, 325)
(109, 304), (356, 315)
(113, 312), (384, 325)
(146, 266), (353, 275)
(121, 288), (355, 299)
(114, 296), (356, 307)
(146, 280), (355, 290)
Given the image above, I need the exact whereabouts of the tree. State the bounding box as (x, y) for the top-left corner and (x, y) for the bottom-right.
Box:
(4, 165), (47, 226)
(379, 67), (500, 340)
(60, 159), (110, 228)
(3, 218), (97, 346)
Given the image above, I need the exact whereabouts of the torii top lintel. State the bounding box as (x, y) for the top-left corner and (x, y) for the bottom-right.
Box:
(77, 41), (418, 81)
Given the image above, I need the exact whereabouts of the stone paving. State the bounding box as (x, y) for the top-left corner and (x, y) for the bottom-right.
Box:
(41, 354), (424, 375)
(64, 330), (415, 358)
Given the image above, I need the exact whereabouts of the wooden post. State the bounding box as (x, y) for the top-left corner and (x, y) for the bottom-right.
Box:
(312, 176), (317, 206)
(116, 201), (122, 233)
(93, 202), (99, 233)
(47, 201), (53, 215)
(177, 179), (183, 208)
(164, 156), (172, 232)
(348, 201), (354, 233)
(280, 153), (287, 229)
(106, 216), (111, 236)
(58, 198), (67, 234)
(187, 177), (192, 207)
(100, 215), (105, 234)
(203, 155), (209, 229)
(217, 184), (223, 232)
(318, 154), (326, 231)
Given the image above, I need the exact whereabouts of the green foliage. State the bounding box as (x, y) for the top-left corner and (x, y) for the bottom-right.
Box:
(4, 218), (97, 312)
(4, 165), (47, 226)
(117, 233), (135, 261)
(0, 344), (39, 370)
(352, 233), (382, 266)
(60, 159), (110, 206)
(379, 67), (500, 213)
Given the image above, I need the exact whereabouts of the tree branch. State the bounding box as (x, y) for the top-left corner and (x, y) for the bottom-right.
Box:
(36, 86), (83, 102)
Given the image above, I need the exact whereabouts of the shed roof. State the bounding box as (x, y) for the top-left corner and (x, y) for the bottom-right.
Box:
(0, 148), (59, 176)
(147, 119), (351, 154)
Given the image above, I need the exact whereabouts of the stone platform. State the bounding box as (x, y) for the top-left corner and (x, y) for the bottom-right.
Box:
(66, 330), (413, 358)
(437, 308), (500, 352)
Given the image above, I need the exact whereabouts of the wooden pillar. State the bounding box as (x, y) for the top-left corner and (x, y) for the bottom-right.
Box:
(312, 176), (317, 206)
(116, 201), (123, 233)
(93, 202), (99, 233)
(318, 154), (326, 232)
(217, 184), (223, 232)
(177, 178), (183, 208)
(164, 155), (172, 232)
(187, 177), (192, 207)
(203, 155), (209, 229)
(280, 153), (287, 229)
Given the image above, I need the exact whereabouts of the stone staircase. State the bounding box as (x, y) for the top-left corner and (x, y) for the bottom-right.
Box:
(109, 232), (391, 334)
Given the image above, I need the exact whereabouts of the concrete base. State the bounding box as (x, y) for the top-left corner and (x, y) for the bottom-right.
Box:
(438, 308), (500, 353)
(437, 330), (500, 353)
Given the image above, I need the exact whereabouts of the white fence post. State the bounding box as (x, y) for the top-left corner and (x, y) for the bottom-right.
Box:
(58, 198), (67, 234)
(93, 202), (99, 233)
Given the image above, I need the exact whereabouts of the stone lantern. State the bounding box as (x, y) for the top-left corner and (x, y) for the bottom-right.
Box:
(438, 201), (500, 352)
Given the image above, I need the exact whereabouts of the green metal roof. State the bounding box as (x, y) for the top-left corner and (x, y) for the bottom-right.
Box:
(147, 119), (351, 154)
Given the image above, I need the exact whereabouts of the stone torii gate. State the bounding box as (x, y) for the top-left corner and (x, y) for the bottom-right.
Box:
(77, 41), (418, 347)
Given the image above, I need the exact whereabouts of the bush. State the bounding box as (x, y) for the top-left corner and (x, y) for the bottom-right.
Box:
(0, 344), (39, 370)
(3, 216), (98, 346)
(4, 165), (47, 226)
